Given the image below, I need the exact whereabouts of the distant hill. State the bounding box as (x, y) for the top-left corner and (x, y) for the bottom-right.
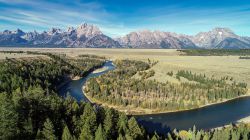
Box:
(1, 23), (250, 49)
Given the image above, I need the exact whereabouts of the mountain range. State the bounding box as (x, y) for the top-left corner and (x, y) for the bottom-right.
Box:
(1, 23), (250, 49)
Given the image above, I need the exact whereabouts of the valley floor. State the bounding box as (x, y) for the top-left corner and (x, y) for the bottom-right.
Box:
(1, 48), (249, 88)
(1, 48), (250, 113)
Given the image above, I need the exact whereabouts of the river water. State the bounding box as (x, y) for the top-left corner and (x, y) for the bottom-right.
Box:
(58, 61), (115, 102)
(58, 61), (250, 133)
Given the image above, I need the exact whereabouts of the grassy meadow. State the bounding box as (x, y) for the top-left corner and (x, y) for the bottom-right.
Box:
(0, 47), (249, 90)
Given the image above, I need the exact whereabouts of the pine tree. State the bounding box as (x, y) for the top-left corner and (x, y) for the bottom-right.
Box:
(0, 93), (19, 139)
(79, 122), (94, 140)
(103, 108), (114, 139)
(151, 135), (158, 140)
(117, 133), (125, 140)
(242, 131), (249, 140)
(36, 129), (43, 140)
(72, 115), (81, 137)
(80, 103), (97, 135)
(128, 117), (143, 139)
(125, 134), (133, 140)
(151, 132), (159, 140)
(196, 131), (201, 140)
(167, 133), (173, 140)
(202, 133), (209, 140)
(62, 125), (74, 140)
(95, 124), (106, 140)
(42, 118), (57, 140)
(22, 117), (33, 138)
(117, 113), (128, 135)
(81, 103), (94, 124)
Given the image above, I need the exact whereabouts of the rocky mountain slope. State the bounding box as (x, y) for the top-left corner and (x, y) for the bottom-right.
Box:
(190, 28), (250, 49)
(115, 30), (197, 49)
(1, 23), (250, 49)
(0, 23), (120, 48)
(116, 28), (250, 49)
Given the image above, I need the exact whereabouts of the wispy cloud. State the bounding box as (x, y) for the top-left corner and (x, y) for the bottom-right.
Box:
(1, 0), (250, 37)
(0, 0), (117, 32)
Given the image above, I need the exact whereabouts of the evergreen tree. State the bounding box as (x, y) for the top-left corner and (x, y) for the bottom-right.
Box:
(151, 132), (159, 140)
(42, 118), (57, 140)
(167, 133), (173, 140)
(117, 113), (128, 135)
(22, 117), (34, 138)
(128, 117), (143, 139)
(202, 134), (209, 140)
(103, 108), (114, 139)
(95, 124), (106, 140)
(80, 103), (97, 135)
(62, 125), (74, 140)
(151, 135), (158, 140)
(81, 103), (94, 124)
(125, 134), (133, 140)
(79, 123), (94, 140)
(0, 93), (19, 139)
(117, 133), (125, 140)
(35, 129), (43, 140)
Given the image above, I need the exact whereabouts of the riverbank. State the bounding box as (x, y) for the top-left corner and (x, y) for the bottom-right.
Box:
(238, 116), (250, 123)
(83, 88), (250, 115)
(57, 61), (107, 92)
(92, 66), (109, 74)
(211, 116), (250, 131)
(57, 75), (81, 90)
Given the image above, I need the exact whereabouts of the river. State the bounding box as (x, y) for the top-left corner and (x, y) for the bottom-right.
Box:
(58, 61), (250, 134)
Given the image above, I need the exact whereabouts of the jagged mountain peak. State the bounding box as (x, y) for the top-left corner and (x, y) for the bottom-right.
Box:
(3, 28), (25, 36)
(191, 27), (239, 48)
(136, 30), (152, 34)
(212, 27), (234, 33)
(76, 23), (102, 38)
(67, 26), (75, 32)
(48, 28), (63, 35)
(2, 30), (12, 34)
(77, 23), (92, 29)
(15, 28), (25, 34)
(195, 27), (235, 37)
(129, 30), (169, 36)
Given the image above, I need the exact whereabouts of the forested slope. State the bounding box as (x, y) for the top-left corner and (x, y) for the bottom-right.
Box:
(0, 53), (145, 139)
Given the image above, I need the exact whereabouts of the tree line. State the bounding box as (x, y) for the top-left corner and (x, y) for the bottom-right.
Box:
(239, 56), (250, 59)
(178, 49), (250, 56)
(176, 70), (247, 89)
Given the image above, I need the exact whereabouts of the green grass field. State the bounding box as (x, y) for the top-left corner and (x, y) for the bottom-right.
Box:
(1, 48), (249, 90)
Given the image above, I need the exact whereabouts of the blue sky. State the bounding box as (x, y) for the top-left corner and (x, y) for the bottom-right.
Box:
(0, 0), (250, 37)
